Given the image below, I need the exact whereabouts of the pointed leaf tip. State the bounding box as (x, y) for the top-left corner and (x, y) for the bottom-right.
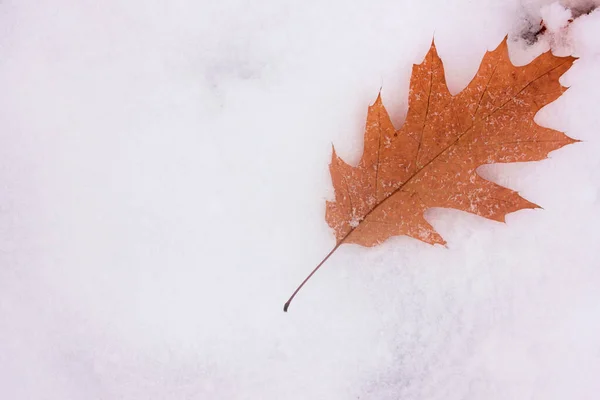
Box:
(373, 92), (383, 106)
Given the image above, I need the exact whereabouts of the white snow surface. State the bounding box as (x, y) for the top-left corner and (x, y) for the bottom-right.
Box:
(1, 0), (599, 399)
(541, 2), (573, 31)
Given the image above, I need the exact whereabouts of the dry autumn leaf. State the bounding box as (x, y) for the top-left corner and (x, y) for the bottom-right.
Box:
(284, 38), (577, 312)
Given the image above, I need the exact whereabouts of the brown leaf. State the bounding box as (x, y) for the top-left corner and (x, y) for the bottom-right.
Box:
(328, 38), (576, 246)
(284, 38), (576, 311)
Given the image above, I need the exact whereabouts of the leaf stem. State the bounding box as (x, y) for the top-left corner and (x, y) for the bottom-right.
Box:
(283, 241), (344, 312)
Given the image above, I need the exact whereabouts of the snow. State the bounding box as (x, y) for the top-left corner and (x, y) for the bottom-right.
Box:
(0, 0), (599, 399)
(541, 2), (573, 31)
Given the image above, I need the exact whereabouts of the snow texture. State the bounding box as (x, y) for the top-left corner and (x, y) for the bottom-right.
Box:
(0, 0), (599, 399)
(541, 2), (573, 30)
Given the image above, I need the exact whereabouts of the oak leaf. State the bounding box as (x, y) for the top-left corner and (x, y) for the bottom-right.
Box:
(284, 38), (576, 311)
